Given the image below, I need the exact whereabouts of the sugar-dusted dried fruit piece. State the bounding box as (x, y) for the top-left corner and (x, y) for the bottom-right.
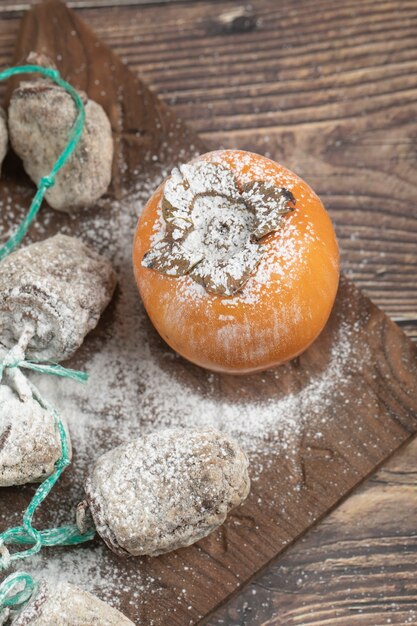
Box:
(10, 581), (134, 625)
(0, 384), (70, 487)
(0, 107), (8, 174)
(8, 77), (113, 212)
(77, 428), (250, 557)
(0, 234), (117, 362)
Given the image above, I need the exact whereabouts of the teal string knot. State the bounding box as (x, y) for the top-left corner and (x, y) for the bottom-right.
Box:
(0, 64), (86, 262)
(0, 571), (36, 622)
(39, 174), (56, 189)
(0, 338), (89, 387)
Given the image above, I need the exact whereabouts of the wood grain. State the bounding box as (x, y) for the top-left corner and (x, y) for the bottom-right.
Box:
(0, 1), (416, 624)
(88, 0), (417, 342)
(205, 436), (417, 626)
(0, 2), (416, 338)
(5, 0), (204, 194)
(1, 0), (414, 340)
(0, 0), (197, 10)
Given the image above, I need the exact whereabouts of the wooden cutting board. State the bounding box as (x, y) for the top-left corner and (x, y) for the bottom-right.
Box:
(0, 2), (416, 625)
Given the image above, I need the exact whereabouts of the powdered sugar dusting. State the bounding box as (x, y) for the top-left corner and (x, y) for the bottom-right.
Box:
(31, 168), (351, 465)
(1, 161), (355, 621)
(146, 154), (320, 315)
(142, 160), (295, 297)
(17, 543), (156, 614)
(83, 429), (250, 557)
(0, 385), (62, 487)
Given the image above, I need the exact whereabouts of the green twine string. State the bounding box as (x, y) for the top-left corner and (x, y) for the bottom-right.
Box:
(0, 349), (95, 571)
(0, 64), (86, 261)
(0, 359), (88, 384)
(0, 571), (36, 621)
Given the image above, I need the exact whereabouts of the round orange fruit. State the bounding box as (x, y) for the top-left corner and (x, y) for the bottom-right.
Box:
(133, 150), (339, 374)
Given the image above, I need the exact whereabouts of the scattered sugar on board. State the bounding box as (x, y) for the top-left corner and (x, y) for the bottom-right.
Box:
(32, 163), (353, 468)
(3, 162), (358, 621)
(14, 543), (157, 615)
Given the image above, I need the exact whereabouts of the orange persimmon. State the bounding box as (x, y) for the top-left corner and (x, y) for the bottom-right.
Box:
(133, 150), (339, 374)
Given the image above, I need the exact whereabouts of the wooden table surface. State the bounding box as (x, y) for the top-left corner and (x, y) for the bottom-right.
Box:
(0, 1), (416, 624)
